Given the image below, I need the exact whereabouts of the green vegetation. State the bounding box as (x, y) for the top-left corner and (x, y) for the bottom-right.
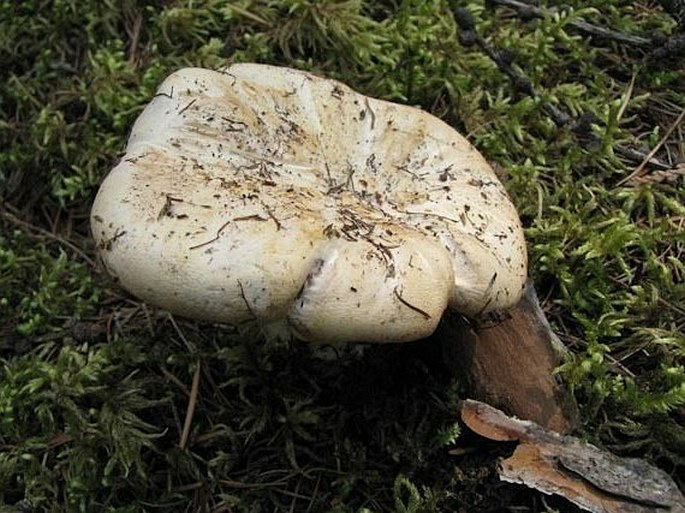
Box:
(1, 0), (683, 511)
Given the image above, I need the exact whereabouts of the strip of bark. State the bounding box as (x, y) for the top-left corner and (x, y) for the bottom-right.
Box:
(439, 281), (579, 434)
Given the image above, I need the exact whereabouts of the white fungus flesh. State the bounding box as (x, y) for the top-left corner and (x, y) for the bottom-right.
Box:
(90, 64), (527, 343)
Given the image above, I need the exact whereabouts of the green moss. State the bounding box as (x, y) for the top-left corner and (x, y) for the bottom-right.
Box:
(1, 0), (683, 511)
(0, 230), (99, 337)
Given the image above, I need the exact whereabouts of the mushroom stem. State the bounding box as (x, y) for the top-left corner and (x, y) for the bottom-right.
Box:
(441, 281), (579, 434)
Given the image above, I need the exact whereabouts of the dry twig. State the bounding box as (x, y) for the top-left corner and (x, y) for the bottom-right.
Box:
(179, 361), (201, 449)
(616, 105), (685, 186)
(1, 204), (97, 268)
(452, 6), (675, 172)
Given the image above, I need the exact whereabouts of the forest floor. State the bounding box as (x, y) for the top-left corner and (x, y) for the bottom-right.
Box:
(1, 1), (683, 511)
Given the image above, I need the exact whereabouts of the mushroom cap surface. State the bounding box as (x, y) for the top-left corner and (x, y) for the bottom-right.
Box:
(91, 64), (527, 343)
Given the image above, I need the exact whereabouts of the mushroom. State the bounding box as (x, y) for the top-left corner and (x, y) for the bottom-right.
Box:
(90, 63), (527, 344)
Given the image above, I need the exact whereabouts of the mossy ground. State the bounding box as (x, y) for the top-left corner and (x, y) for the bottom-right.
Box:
(1, 1), (683, 511)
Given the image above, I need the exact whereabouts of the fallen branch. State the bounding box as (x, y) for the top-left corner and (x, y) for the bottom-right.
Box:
(486, 0), (653, 47)
(452, 6), (675, 172)
(487, 0), (685, 63)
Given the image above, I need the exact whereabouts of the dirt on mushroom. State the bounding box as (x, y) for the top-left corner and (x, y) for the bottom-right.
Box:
(91, 64), (527, 344)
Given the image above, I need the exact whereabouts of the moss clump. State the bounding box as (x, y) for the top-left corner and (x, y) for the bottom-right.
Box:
(1, 0), (683, 511)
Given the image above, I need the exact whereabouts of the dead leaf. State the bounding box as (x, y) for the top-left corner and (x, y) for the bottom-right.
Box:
(459, 400), (685, 513)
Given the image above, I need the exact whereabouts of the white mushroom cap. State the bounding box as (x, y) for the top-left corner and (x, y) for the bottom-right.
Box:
(90, 64), (527, 343)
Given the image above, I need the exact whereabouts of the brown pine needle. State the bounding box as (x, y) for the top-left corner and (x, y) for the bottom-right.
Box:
(179, 361), (201, 450)
(616, 104), (685, 187)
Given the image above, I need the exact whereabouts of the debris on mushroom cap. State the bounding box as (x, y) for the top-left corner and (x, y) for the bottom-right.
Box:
(90, 63), (527, 343)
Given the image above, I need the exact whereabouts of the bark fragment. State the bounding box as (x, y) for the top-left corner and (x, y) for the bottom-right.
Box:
(460, 400), (685, 513)
(443, 281), (578, 434)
